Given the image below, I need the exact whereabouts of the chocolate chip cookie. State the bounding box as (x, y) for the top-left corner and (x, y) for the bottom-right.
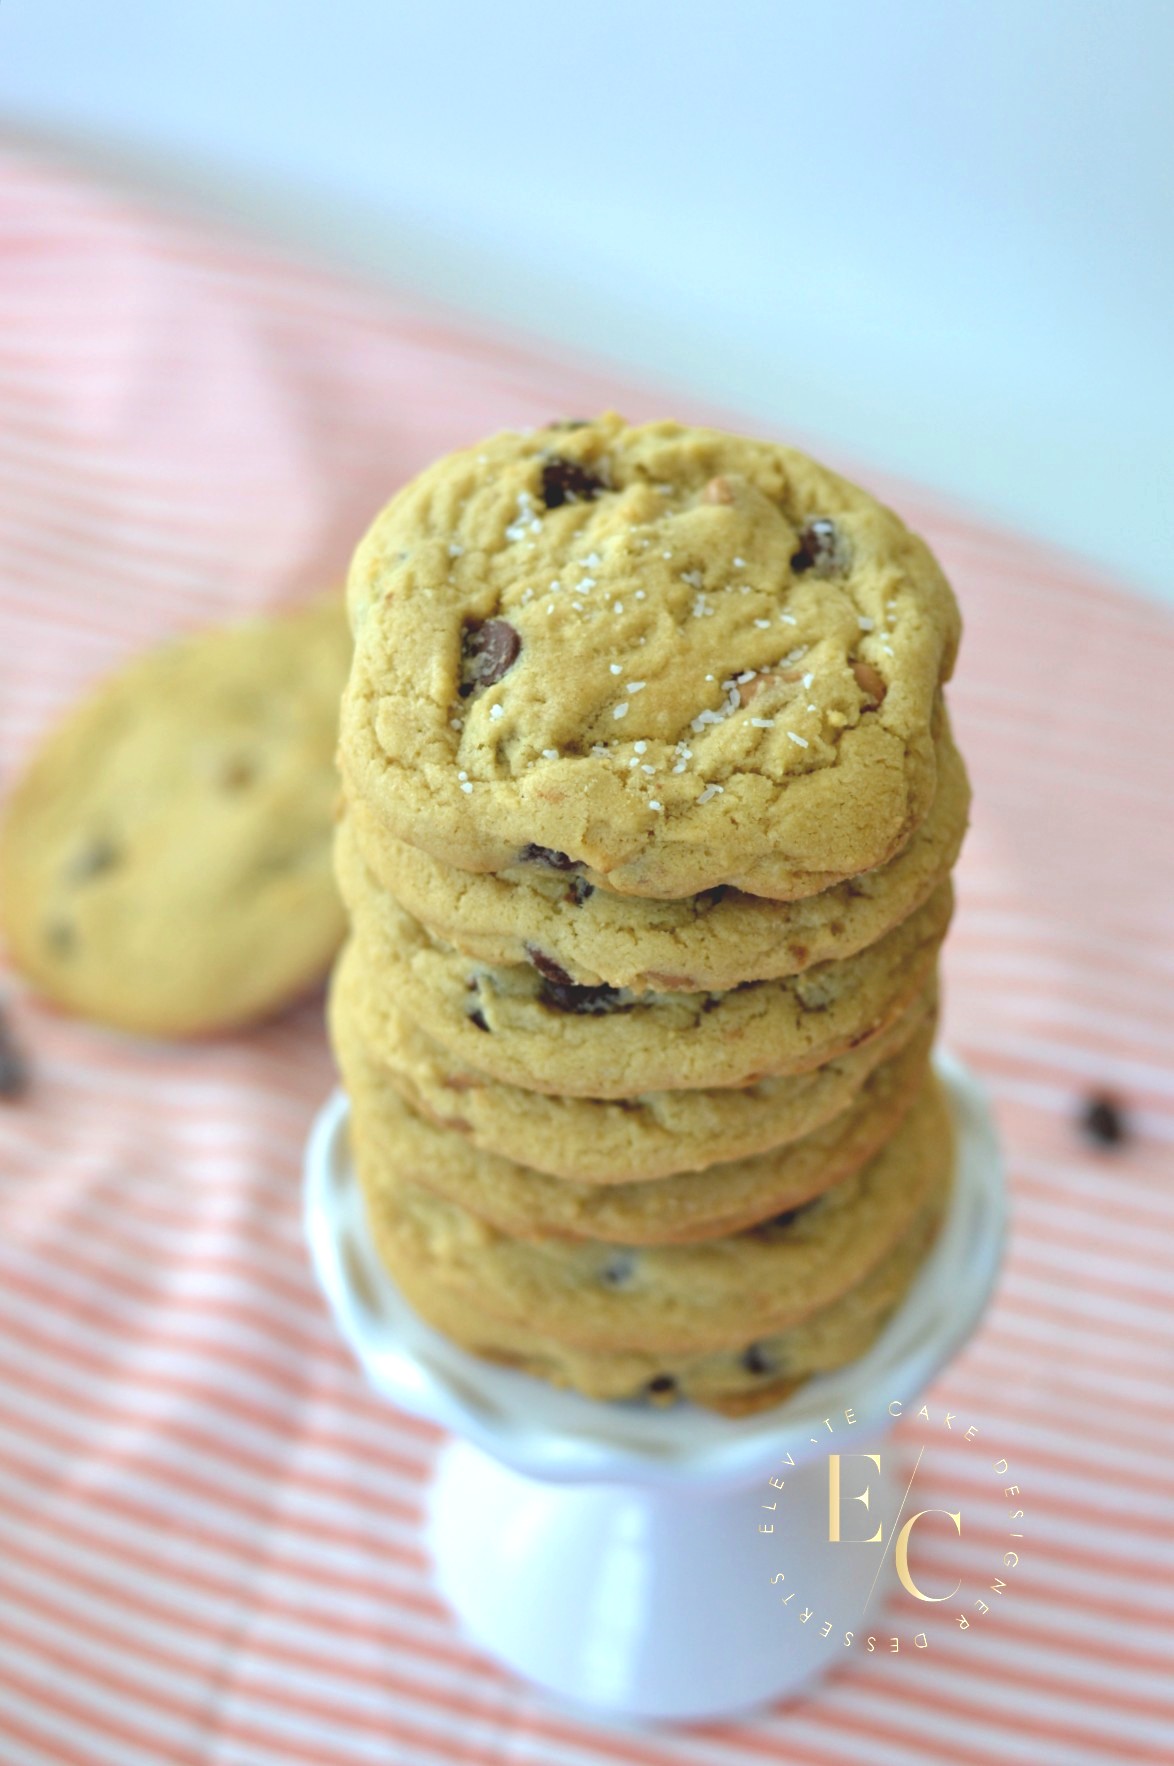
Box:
(339, 415), (960, 899)
(0, 595), (349, 1035)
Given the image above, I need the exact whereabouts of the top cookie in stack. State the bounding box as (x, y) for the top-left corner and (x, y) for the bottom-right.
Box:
(331, 415), (967, 1415)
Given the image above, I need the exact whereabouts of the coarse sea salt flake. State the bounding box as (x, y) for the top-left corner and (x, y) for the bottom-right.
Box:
(780, 613), (798, 626)
(648, 799), (663, 811)
(489, 704), (504, 720)
(754, 618), (770, 629)
(460, 780), (473, 793)
(614, 703), (629, 720)
(858, 616), (875, 631)
(697, 784), (724, 804)
(542, 749), (558, 759)
(803, 672), (814, 689)
(786, 731), (809, 748)
(609, 662), (623, 674)
(627, 681), (646, 693)
(751, 717), (775, 728)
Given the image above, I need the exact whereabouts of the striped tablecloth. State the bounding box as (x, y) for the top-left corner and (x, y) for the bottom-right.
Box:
(1, 148), (1170, 1766)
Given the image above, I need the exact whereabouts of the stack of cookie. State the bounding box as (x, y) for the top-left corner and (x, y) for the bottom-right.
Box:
(329, 416), (967, 1415)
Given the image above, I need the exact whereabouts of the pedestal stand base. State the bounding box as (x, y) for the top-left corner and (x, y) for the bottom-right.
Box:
(305, 1052), (1004, 1722)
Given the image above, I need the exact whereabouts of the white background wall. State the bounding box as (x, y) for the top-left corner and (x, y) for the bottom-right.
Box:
(1, 0), (1171, 600)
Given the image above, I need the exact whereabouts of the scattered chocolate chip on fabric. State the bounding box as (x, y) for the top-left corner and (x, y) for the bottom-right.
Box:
(0, 1011), (28, 1101)
(540, 457), (605, 509)
(1080, 1092), (1129, 1147)
(459, 619), (521, 696)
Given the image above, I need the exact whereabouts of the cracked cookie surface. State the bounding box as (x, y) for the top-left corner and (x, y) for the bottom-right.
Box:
(339, 414), (960, 899)
(0, 595), (350, 1035)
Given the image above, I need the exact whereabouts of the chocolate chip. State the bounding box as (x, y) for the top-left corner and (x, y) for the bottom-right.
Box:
(1080, 1093), (1128, 1147)
(744, 1199), (819, 1240)
(468, 1009), (490, 1033)
(539, 978), (631, 1016)
(44, 920), (75, 958)
(791, 517), (850, 577)
(66, 838), (120, 882)
(567, 877), (595, 905)
(459, 619), (521, 696)
(526, 946), (576, 987)
(647, 1374), (677, 1397)
(540, 457), (605, 509)
(0, 1011), (28, 1101)
(601, 1254), (637, 1287)
(218, 756), (258, 791)
(742, 1345), (772, 1376)
(519, 843), (579, 871)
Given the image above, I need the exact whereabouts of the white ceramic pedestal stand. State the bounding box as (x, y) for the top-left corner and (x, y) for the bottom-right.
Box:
(305, 1051), (1004, 1723)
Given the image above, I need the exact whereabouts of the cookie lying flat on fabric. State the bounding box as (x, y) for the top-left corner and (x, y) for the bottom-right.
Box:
(336, 825), (952, 1097)
(335, 989), (933, 1243)
(0, 594), (350, 1036)
(348, 720), (969, 993)
(357, 1070), (951, 1361)
(339, 414), (961, 900)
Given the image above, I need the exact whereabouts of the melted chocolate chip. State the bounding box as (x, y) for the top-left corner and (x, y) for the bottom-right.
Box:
(742, 1345), (773, 1376)
(567, 877), (595, 905)
(526, 946), (576, 987)
(66, 838), (120, 882)
(601, 1253), (637, 1287)
(1080, 1093), (1128, 1147)
(647, 1374), (677, 1397)
(540, 457), (605, 509)
(459, 619), (521, 696)
(539, 978), (631, 1016)
(519, 843), (580, 871)
(468, 1009), (490, 1033)
(0, 1011), (28, 1101)
(791, 517), (849, 577)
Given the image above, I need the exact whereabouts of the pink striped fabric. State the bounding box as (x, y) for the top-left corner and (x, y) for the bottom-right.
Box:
(1, 147), (1171, 1766)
